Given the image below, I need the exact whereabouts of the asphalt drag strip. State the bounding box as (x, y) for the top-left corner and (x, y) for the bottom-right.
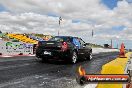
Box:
(0, 52), (118, 88)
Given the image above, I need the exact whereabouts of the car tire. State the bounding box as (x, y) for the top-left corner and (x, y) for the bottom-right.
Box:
(70, 51), (78, 64)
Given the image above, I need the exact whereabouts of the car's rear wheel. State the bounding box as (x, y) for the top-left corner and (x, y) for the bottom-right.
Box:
(70, 51), (78, 64)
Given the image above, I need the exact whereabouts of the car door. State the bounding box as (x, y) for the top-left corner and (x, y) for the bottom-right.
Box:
(72, 37), (88, 58)
(77, 38), (87, 58)
(72, 38), (81, 49)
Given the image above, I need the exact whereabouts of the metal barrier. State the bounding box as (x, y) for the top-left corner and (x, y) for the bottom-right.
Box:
(0, 41), (33, 55)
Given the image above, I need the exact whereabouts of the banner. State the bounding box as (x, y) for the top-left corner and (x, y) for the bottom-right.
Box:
(0, 41), (33, 55)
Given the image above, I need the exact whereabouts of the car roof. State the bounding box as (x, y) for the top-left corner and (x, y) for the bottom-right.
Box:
(55, 36), (72, 37)
(54, 36), (79, 38)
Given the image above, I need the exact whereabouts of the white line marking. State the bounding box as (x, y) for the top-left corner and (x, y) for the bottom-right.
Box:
(84, 84), (97, 88)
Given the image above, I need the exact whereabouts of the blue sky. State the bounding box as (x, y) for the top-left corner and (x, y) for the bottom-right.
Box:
(102, 0), (118, 9)
(102, 0), (132, 9)
(112, 25), (126, 31)
(0, 4), (6, 11)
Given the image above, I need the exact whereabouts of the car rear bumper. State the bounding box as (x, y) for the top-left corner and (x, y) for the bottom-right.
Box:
(36, 49), (71, 60)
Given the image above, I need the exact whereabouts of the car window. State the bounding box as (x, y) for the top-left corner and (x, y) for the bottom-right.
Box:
(49, 37), (63, 42)
(79, 38), (85, 46)
(49, 37), (69, 42)
(73, 38), (81, 49)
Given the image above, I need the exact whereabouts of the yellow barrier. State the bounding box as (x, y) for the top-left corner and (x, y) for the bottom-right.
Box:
(97, 52), (132, 88)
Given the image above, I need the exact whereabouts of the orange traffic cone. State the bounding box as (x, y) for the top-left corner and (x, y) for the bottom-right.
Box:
(119, 43), (126, 58)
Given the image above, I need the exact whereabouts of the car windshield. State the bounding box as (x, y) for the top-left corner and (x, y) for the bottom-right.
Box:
(49, 37), (69, 42)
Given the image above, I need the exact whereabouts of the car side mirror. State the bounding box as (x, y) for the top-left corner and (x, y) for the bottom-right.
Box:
(85, 43), (90, 45)
(83, 43), (87, 46)
(75, 44), (79, 47)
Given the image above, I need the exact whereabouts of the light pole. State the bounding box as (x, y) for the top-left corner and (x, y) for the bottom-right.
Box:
(58, 16), (62, 36)
(91, 24), (94, 37)
(91, 24), (95, 44)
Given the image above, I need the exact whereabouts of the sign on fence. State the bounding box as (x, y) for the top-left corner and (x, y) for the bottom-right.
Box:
(0, 41), (33, 55)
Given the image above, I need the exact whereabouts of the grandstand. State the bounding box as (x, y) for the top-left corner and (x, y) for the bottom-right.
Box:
(28, 34), (53, 41)
(6, 34), (38, 44)
(0, 32), (53, 44)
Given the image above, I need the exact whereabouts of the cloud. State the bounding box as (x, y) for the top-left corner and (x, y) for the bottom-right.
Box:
(0, 0), (132, 48)
(0, 12), (92, 35)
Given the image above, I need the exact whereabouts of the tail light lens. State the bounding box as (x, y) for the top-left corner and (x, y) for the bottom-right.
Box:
(61, 42), (68, 51)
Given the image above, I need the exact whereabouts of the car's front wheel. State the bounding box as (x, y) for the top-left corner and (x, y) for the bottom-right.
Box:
(70, 51), (78, 64)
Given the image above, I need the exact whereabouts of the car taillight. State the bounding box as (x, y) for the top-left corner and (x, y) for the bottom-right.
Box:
(61, 42), (68, 51)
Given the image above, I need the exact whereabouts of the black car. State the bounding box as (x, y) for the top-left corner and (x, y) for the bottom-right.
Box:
(35, 36), (92, 64)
